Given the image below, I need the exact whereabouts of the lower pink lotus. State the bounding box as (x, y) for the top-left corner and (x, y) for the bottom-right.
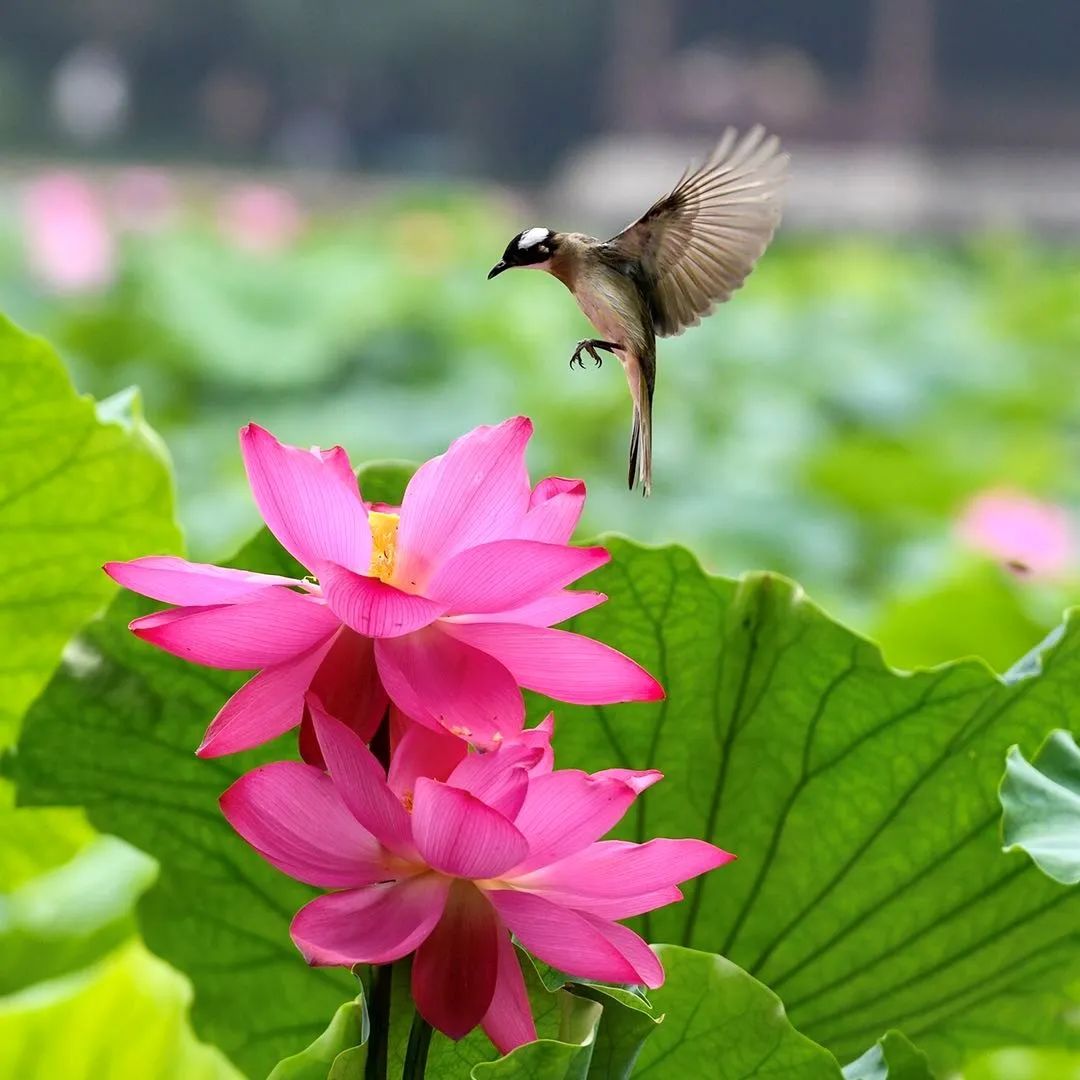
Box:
(220, 701), (732, 1051)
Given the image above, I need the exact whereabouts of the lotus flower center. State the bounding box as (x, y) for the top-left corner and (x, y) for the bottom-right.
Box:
(368, 511), (400, 583)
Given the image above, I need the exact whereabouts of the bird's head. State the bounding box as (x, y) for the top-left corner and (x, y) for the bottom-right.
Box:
(488, 227), (557, 278)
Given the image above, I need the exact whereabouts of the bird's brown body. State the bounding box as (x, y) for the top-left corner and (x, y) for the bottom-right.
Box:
(489, 126), (788, 494)
(549, 235), (657, 490)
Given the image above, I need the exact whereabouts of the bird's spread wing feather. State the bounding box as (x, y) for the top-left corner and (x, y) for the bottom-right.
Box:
(607, 126), (788, 338)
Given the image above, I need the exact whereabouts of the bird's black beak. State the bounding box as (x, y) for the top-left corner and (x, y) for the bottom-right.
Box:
(487, 261), (508, 280)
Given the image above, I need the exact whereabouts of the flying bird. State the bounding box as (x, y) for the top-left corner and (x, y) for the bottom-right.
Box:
(488, 126), (788, 495)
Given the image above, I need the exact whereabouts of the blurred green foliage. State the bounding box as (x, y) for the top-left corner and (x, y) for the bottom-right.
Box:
(0, 941), (239, 1080)
(3, 187), (1078, 673)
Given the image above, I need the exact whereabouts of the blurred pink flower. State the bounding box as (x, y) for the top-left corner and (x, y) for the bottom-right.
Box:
(221, 702), (732, 1050)
(22, 172), (115, 294)
(106, 418), (662, 757)
(111, 167), (177, 233)
(957, 489), (1074, 577)
(217, 182), (304, 254)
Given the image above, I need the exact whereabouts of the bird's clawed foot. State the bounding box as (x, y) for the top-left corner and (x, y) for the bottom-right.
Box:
(569, 339), (622, 370)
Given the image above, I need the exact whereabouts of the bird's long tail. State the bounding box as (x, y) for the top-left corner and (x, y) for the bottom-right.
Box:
(626, 352), (655, 496)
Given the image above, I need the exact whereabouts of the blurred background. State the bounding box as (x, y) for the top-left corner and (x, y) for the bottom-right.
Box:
(2, 2), (1079, 1077)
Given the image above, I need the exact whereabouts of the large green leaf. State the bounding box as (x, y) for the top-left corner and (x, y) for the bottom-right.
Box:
(634, 945), (843, 1079)
(538, 545), (1080, 1072)
(1001, 729), (1080, 885)
(0, 314), (180, 746)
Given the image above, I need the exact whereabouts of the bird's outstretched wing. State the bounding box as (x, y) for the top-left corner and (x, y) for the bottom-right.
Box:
(607, 126), (788, 338)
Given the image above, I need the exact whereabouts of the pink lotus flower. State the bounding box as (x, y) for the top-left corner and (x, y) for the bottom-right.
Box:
(957, 488), (1074, 578)
(105, 418), (662, 756)
(23, 172), (115, 294)
(217, 183), (305, 255)
(221, 702), (732, 1051)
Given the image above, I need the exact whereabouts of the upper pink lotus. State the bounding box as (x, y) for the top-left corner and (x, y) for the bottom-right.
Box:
(105, 418), (662, 756)
(221, 701), (732, 1051)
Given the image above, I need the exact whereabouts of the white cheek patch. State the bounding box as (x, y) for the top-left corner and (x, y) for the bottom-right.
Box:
(518, 227), (549, 249)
